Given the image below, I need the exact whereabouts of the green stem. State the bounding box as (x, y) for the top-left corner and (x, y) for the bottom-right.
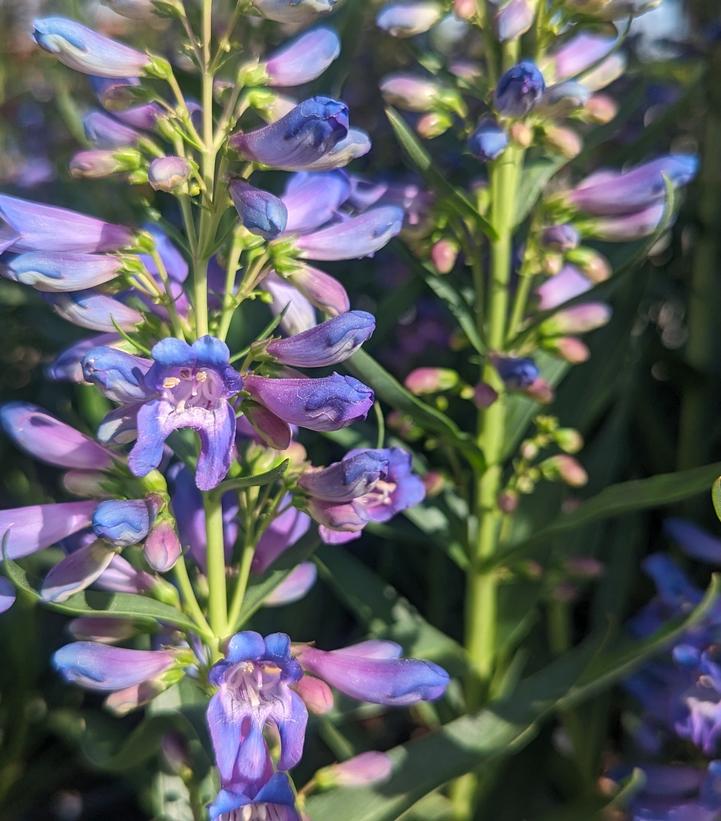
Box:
(217, 228), (244, 340)
(174, 553), (214, 639)
(204, 492), (228, 644)
(150, 247), (187, 339)
(226, 528), (257, 631)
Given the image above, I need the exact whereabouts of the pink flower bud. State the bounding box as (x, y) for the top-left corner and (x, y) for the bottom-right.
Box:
(294, 674), (334, 714)
(423, 471), (446, 496)
(322, 752), (393, 788)
(144, 520), (181, 572)
(545, 126), (583, 159)
(404, 367), (459, 395)
(585, 93), (618, 124)
(541, 455), (588, 487)
(416, 111), (452, 139)
(148, 156), (191, 192)
(431, 239), (459, 274)
(544, 336), (590, 363)
(566, 248), (611, 283)
(524, 378), (554, 404)
(474, 382), (499, 408)
(555, 428), (583, 453)
(542, 303), (612, 335)
(454, 0), (476, 18)
(498, 489), (519, 513)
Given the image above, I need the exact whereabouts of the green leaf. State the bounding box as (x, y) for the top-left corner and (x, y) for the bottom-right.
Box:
(385, 107), (496, 240)
(498, 461), (721, 567)
(306, 575), (720, 821)
(217, 459), (289, 492)
(712, 476), (721, 523)
(3, 555), (197, 632)
(346, 350), (485, 471)
(80, 713), (179, 771)
(315, 547), (468, 675)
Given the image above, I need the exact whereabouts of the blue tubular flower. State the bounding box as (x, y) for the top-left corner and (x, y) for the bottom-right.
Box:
(128, 336), (243, 491)
(41, 540), (117, 603)
(229, 180), (288, 240)
(263, 272), (317, 336)
(281, 171), (350, 234)
(0, 195), (133, 254)
(494, 61), (545, 117)
(33, 17), (151, 78)
(265, 311), (375, 367)
(53, 642), (176, 691)
(92, 499), (151, 547)
(209, 773), (300, 821)
(44, 291), (142, 332)
(495, 0), (534, 41)
(243, 373), (373, 432)
(493, 356), (540, 390)
(468, 118), (508, 161)
(264, 563), (317, 607)
(263, 28), (341, 87)
(229, 97), (349, 171)
(207, 632), (307, 785)
(0, 578), (15, 615)
(82, 347), (151, 404)
(3, 252), (122, 292)
(84, 110), (141, 148)
(1, 402), (112, 471)
(295, 639), (449, 705)
(294, 206), (404, 261)
(665, 518), (721, 565)
(299, 450), (391, 503)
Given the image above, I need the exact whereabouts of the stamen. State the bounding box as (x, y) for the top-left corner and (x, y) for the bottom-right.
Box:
(162, 376), (181, 389)
(196, 370), (208, 383)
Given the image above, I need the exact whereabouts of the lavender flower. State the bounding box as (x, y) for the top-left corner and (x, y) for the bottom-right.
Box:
(230, 97), (349, 171)
(0, 195), (132, 254)
(294, 207), (404, 261)
(496, 0), (534, 41)
(209, 773), (301, 821)
(377, 2), (443, 37)
(44, 291), (143, 332)
(251, 0), (339, 24)
(0, 501), (97, 560)
(263, 28), (341, 87)
(33, 17), (151, 78)
(84, 111), (141, 148)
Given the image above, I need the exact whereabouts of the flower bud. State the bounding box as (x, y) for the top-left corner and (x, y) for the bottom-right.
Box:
(565, 247), (611, 282)
(84, 111), (141, 149)
(454, 0), (476, 18)
(143, 519), (181, 572)
(92, 499), (152, 547)
(263, 28), (340, 87)
(423, 471), (446, 496)
(230, 180), (288, 239)
(294, 675), (334, 714)
(404, 367), (459, 395)
(498, 489), (519, 513)
(544, 125), (583, 158)
(555, 428), (583, 453)
(585, 93), (618, 124)
(473, 382), (499, 408)
(416, 111), (453, 139)
(70, 150), (127, 179)
(380, 74), (440, 112)
(540, 455), (588, 487)
(317, 752), (393, 789)
(468, 118), (508, 161)
(525, 378), (554, 404)
(539, 81), (590, 116)
(377, 2), (443, 37)
(251, 0), (338, 24)
(494, 61), (545, 117)
(509, 121), (534, 147)
(33, 17), (151, 78)
(68, 616), (137, 642)
(492, 356), (539, 390)
(542, 336), (590, 363)
(148, 156), (191, 192)
(541, 224), (580, 252)
(431, 239), (459, 274)
(541, 303), (612, 335)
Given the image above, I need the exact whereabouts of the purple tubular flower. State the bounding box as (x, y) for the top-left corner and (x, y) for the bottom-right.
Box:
(41, 540), (117, 602)
(295, 206), (404, 261)
(209, 773), (300, 821)
(282, 171), (350, 234)
(229, 180), (288, 240)
(301, 128), (372, 171)
(550, 33), (616, 81)
(263, 563), (317, 606)
(266, 311), (375, 367)
(328, 751), (393, 787)
(468, 118), (508, 161)
(1, 403), (112, 470)
(3, 252), (122, 292)
(0, 500), (97, 559)
(207, 632), (307, 784)
(229, 97), (349, 171)
(129, 336), (243, 491)
(243, 373), (374, 432)
(116, 102), (163, 130)
(496, 0), (534, 41)
(0, 195), (132, 254)
(494, 61), (545, 117)
(264, 28), (341, 87)
(296, 640), (449, 705)
(92, 499), (151, 547)
(48, 334), (122, 383)
(664, 519), (721, 565)
(148, 156), (191, 192)
(82, 347), (152, 404)
(95, 554), (155, 594)
(493, 356), (540, 390)
(376, 2), (443, 37)
(242, 401), (293, 451)
(264, 272), (317, 335)
(70, 150), (128, 179)
(590, 203), (666, 241)
(536, 264), (592, 310)
(84, 111), (141, 148)
(68, 616), (137, 643)
(53, 642), (175, 691)
(568, 155), (698, 216)
(33, 17), (151, 78)
(290, 265), (350, 316)
(44, 291), (142, 332)
(0, 577), (16, 614)
(253, 506), (311, 573)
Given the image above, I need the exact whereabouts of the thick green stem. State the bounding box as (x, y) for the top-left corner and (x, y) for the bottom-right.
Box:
(204, 492), (228, 644)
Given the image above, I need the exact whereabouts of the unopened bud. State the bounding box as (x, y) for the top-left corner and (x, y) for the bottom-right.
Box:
(417, 111), (453, 139)
(543, 336), (590, 363)
(404, 367), (459, 395)
(541, 454), (588, 487)
(473, 382), (499, 408)
(423, 470), (446, 496)
(144, 520), (181, 572)
(454, 0), (476, 19)
(509, 121), (533, 148)
(585, 93), (618, 124)
(317, 752), (393, 789)
(148, 155), (192, 192)
(555, 428), (583, 453)
(498, 489), (519, 513)
(431, 239), (459, 273)
(545, 125), (583, 158)
(566, 247), (611, 283)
